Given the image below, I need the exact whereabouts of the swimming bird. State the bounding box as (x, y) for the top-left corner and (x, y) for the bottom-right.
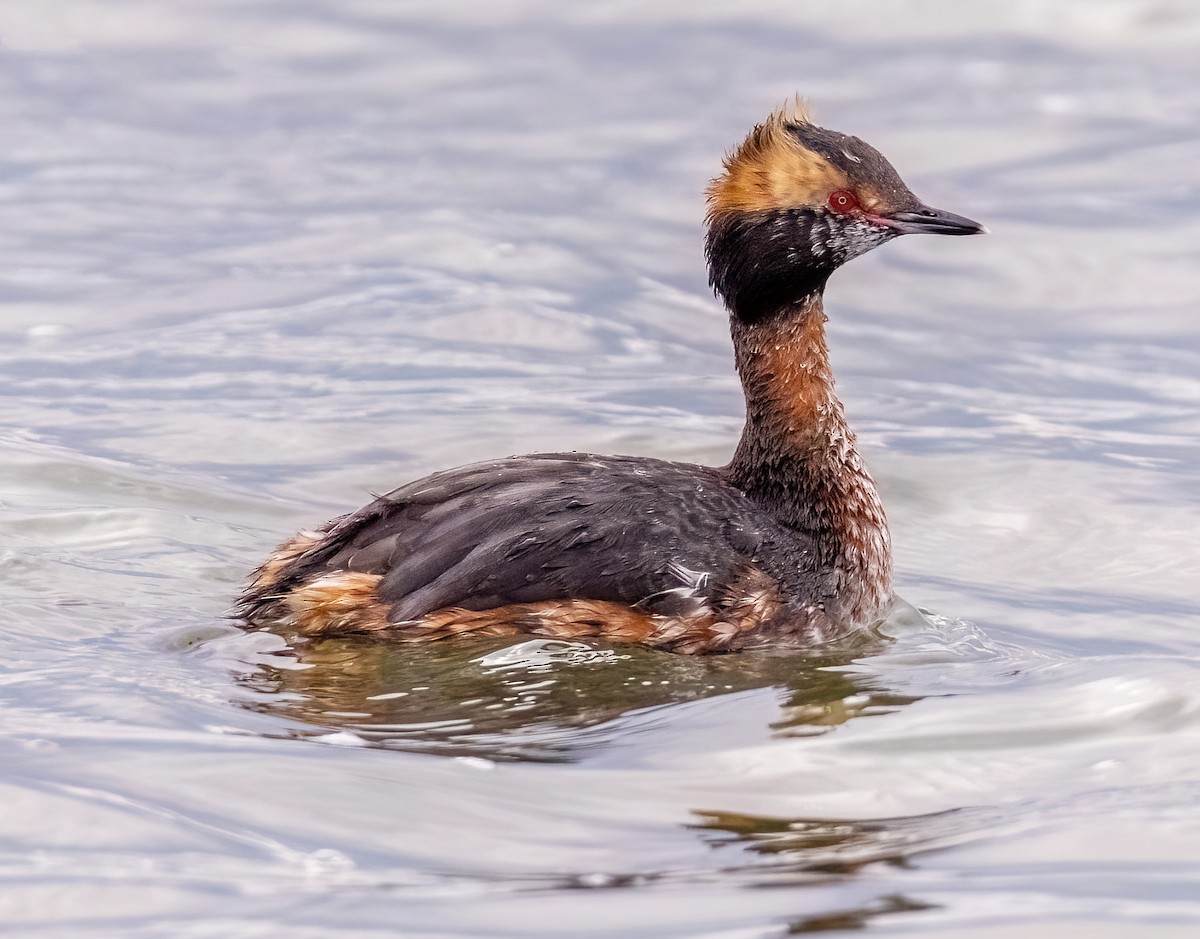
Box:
(238, 101), (984, 654)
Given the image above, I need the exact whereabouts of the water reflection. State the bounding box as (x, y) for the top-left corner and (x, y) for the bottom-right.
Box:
(230, 615), (1006, 924)
(784, 895), (937, 934)
(691, 805), (1002, 878)
(239, 631), (918, 762)
(688, 806), (1010, 931)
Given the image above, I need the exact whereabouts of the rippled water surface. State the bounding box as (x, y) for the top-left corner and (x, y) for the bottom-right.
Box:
(2, 2), (1199, 936)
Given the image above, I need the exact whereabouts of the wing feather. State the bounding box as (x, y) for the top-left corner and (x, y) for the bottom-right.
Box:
(252, 453), (817, 623)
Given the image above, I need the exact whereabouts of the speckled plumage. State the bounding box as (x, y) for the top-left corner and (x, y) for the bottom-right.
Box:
(240, 453), (846, 651)
(238, 102), (984, 652)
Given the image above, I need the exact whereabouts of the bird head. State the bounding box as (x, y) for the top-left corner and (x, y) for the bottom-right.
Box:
(705, 100), (985, 322)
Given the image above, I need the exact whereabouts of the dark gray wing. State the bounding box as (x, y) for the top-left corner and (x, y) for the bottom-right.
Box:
(270, 452), (815, 621)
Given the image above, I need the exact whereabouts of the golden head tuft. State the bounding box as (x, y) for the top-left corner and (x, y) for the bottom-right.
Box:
(776, 94), (813, 128)
(706, 97), (846, 220)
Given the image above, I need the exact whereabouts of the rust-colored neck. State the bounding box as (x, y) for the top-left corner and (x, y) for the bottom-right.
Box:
(725, 295), (891, 618)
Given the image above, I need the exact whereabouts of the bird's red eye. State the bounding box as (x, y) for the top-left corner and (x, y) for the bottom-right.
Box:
(828, 190), (859, 213)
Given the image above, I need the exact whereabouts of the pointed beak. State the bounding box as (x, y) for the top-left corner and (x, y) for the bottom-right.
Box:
(882, 204), (988, 236)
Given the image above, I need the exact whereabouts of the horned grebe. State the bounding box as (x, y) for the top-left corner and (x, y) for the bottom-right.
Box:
(238, 102), (984, 654)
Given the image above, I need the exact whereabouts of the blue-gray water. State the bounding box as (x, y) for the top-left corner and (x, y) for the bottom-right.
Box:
(2, 2), (1199, 936)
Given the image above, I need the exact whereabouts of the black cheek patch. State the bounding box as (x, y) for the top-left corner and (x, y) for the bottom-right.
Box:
(706, 210), (835, 323)
(705, 209), (897, 323)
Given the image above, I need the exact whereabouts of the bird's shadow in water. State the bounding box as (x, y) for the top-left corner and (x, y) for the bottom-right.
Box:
(234, 622), (919, 763)
(226, 604), (1019, 929)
